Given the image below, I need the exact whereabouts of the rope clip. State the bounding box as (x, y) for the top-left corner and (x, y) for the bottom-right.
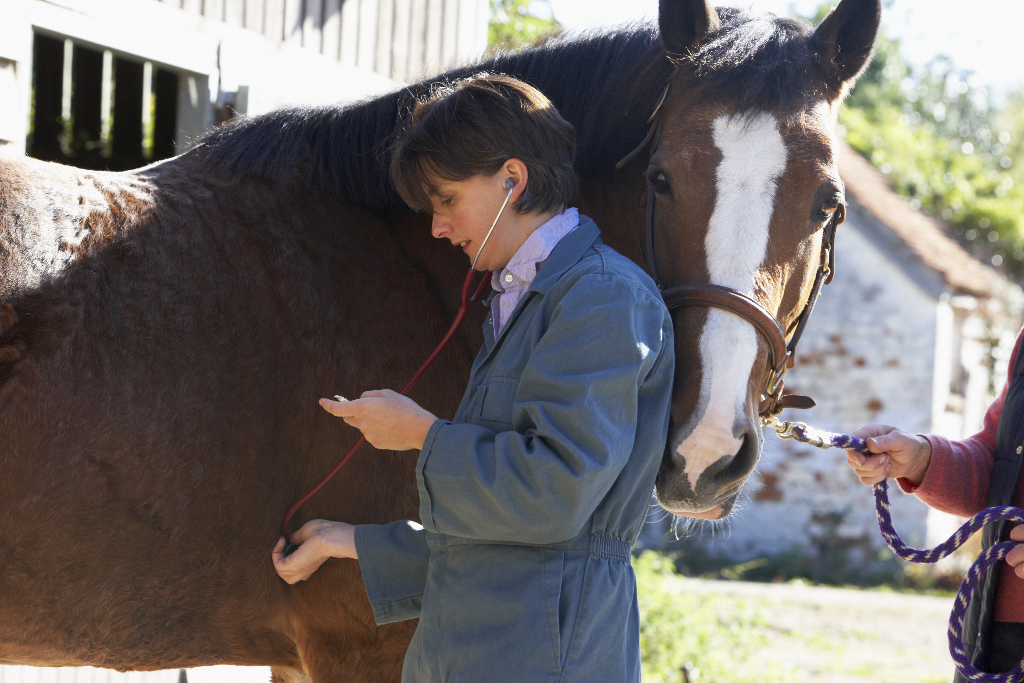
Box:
(760, 416), (829, 449)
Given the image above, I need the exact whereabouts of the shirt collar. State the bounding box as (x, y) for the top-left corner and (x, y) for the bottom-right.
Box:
(491, 208), (579, 292)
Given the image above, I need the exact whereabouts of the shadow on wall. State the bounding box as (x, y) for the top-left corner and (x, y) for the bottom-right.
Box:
(644, 515), (973, 593)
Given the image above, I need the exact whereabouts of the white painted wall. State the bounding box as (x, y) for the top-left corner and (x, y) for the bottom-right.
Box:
(0, 0), (493, 157)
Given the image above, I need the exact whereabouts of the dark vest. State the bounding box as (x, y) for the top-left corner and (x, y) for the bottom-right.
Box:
(956, 340), (1024, 680)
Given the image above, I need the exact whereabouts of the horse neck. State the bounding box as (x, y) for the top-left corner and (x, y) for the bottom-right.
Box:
(461, 32), (671, 181)
(192, 30), (671, 273)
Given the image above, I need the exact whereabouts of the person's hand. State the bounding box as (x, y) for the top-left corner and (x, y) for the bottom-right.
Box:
(272, 519), (357, 584)
(319, 389), (438, 451)
(844, 424), (932, 486)
(1006, 526), (1024, 579)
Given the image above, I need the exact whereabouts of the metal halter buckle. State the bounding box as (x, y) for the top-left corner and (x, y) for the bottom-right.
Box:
(765, 362), (788, 397)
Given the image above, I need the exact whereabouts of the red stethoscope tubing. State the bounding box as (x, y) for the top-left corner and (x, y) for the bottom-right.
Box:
(281, 268), (491, 545)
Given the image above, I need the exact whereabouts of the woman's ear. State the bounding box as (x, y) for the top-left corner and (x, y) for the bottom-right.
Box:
(502, 158), (529, 202)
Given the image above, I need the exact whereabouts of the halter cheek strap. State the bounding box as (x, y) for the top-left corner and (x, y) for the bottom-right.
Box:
(637, 143), (843, 420)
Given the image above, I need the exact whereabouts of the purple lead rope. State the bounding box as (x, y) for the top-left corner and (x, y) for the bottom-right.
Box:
(772, 421), (1024, 682)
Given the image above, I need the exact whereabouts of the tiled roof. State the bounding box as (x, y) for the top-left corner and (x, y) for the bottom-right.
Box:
(837, 140), (998, 299)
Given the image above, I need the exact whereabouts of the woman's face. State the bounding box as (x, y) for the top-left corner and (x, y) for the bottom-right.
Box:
(427, 171), (520, 272)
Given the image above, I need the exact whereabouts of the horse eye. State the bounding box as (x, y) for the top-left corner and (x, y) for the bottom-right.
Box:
(648, 171), (671, 196)
(816, 197), (841, 220)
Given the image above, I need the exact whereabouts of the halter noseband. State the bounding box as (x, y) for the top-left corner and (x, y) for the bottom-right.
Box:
(619, 84), (844, 421)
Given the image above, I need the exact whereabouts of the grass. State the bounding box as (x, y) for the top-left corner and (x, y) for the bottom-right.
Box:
(636, 553), (793, 683)
(635, 551), (957, 683)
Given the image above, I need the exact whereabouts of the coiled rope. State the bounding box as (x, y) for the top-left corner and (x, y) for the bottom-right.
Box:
(764, 418), (1024, 682)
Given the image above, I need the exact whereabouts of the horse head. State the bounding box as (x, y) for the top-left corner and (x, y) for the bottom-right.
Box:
(648, 0), (881, 518)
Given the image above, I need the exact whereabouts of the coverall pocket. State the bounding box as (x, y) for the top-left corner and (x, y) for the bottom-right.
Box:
(478, 376), (519, 424)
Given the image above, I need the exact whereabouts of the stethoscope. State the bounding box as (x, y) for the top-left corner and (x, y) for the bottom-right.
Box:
(471, 177), (516, 271)
(281, 178), (516, 555)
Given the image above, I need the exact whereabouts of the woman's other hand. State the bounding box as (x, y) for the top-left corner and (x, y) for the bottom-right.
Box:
(1006, 526), (1024, 578)
(844, 424), (932, 486)
(272, 519), (357, 584)
(320, 389), (438, 451)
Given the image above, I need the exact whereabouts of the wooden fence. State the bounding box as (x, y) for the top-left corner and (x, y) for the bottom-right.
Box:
(28, 34), (180, 171)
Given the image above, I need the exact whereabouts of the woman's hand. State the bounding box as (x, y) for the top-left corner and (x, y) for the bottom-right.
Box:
(272, 519), (357, 584)
(844, 424), (932, 486)
(1006, 526), (1024, 579)
(320, 389), (438, 451)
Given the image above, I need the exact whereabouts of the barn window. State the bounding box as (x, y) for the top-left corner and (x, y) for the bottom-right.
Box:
(27, 32), (182, 171)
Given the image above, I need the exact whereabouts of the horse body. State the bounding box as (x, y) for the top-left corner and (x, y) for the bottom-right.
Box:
(0, 155), (439, 676)
(0, 1), (879, 679)
(0, 29), (663, 680)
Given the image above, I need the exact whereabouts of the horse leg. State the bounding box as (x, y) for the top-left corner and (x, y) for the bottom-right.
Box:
(291, 621), (417, 683)
(270, 667), (312, 683)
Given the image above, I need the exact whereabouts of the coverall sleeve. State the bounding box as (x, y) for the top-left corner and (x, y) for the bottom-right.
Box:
(354, 520), (430, 624)
(415, 273), (671, 544)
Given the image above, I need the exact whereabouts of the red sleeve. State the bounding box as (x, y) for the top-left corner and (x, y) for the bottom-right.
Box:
(895, 327), (1023, 517)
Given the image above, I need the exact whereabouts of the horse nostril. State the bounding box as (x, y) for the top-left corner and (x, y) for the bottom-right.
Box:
(719, 431), (761, 481)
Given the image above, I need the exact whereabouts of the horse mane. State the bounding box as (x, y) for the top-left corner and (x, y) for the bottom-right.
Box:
(191, 10), (818, 215)
(683, 9), (818, 111)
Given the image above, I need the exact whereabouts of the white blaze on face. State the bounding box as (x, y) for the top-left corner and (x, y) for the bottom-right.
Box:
(677, 112), (788, 492)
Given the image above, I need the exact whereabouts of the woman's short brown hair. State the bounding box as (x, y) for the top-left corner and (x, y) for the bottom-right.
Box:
(390, 74), (577, 215)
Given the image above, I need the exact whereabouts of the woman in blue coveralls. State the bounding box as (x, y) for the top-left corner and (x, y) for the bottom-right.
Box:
(272, 74), (675, 683)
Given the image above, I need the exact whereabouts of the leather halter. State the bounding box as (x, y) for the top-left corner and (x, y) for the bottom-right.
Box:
(618, 80), (845, 420)
(641, 180), (843, 419)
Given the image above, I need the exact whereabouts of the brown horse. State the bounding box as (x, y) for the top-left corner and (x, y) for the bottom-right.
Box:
(0, 0), (879, 680)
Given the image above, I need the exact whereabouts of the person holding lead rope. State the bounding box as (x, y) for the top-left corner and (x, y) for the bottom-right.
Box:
(270, 74), (676, 682)
(846, 325), (1024, 680)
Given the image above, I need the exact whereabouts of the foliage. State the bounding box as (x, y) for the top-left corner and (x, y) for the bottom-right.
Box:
(833, 19), (1024, 273)
(635, 552), (792, 683)
(662, 533), (965, 594)
(488, 0), (561, 51)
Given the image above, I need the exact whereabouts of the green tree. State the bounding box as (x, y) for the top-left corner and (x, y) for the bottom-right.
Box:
(831, 18), (1023, 271)
(489, 0), (561, 51)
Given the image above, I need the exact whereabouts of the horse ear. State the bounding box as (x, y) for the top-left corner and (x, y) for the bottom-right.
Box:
(659, 0), (720, 58)
(811, 0), (882, 92)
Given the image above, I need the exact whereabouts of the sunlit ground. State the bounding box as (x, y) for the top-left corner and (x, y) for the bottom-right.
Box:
(637, 553), (955, 683)
(0, 666), (271, 682)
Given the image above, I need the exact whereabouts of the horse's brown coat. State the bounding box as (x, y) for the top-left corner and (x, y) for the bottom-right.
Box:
(0, 155), (453, 677)
(0, 139), (651, 679)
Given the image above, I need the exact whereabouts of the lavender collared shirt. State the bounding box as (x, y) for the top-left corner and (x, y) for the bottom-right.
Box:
(490, 207), (579, 337)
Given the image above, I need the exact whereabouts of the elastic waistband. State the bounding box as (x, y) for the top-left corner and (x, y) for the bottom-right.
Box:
(426, 533), (634, 561)
(589, 534), (632, 561)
